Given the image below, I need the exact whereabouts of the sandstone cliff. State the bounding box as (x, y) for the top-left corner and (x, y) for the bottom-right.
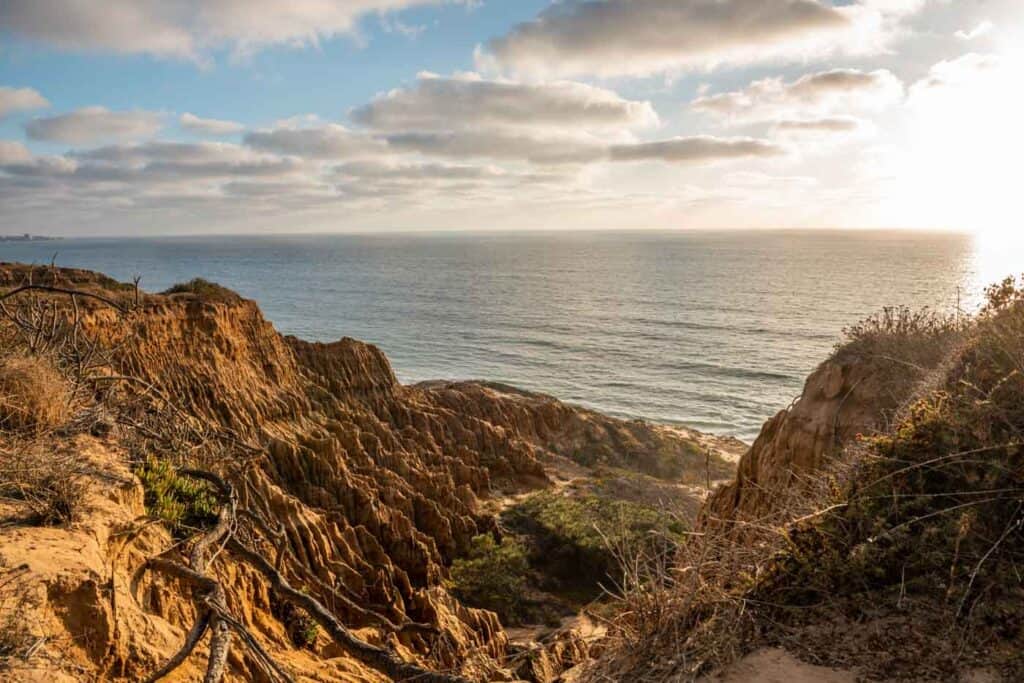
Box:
(704, 316), (957, 524)
(0, 263), (733, 682)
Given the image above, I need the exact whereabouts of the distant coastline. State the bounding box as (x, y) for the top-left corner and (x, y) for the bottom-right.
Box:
(0, 234), (61, 242)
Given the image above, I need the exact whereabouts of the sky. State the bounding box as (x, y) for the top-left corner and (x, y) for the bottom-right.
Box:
(0, 0), (1021, 237)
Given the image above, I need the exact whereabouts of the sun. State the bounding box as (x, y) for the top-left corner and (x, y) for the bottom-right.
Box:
(883, 46), (1024, 240)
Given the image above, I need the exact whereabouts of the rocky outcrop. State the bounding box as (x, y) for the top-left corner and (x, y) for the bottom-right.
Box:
(703, 344), (936, 524)
(417, 381), (738, 483)
(0, 263), (729, 682)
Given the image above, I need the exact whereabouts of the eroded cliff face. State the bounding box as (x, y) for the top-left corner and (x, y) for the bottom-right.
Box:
(0, 264), (730, 682)
(703, 340), (944, 525)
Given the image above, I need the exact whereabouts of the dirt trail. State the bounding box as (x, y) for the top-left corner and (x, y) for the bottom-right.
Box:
(704, 649), (857, 683)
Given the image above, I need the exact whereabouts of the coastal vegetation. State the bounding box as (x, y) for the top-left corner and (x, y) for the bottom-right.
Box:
(163, 277), (242, 303)
(587, 275), (1024, 681)
(449, 534), (533, 624)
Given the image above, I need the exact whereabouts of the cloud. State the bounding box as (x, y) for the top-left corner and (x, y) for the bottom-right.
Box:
(480, 0), (924, 78)
(180, 112), (245, 135)
(335, 159), (507, 181)
(693, 68), (904, 123)
(0, 141), (33, 164)
(380, 129), (607, 164)
(609, 136), (783, 163)
(352, 72), (658, 131)
(774, 116), (865, 133)
(244, 124), (383, 159)
(334, 159), (571, 186)
(0, 0), (468, 60)
(74, 140), (263, 165)
(25, 107), (162, 144)
(70, 141), (306, 183)
(909, 52), (1001, 96)
(0, 86), (49, 119)
(347, 71), (669, 165)
(955, 20), (994, 41)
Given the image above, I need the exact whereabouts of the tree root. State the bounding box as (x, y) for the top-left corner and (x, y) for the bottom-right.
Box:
(142, 470), (294, 683)
(228, 538), (472, 683)
(237, 508), (437, 636)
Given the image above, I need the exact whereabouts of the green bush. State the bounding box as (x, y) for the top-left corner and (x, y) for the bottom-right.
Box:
(162, 278), (241, 303)
(135, 457), (218, 536)
(504, 491), (682, 594)
(273, 598), (319, 650)
(448, 534), (530, 623)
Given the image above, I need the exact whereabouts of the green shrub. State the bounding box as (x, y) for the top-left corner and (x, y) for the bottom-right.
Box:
(161, 278), (241, 303)
(448, 534), (530, 623)
(135, 457), (218, 536)
(272, 597), (320, 650)
(504, 491), (682, 594)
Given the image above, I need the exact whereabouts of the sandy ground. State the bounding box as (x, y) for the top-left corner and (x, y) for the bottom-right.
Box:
(704, 648), (857, 683)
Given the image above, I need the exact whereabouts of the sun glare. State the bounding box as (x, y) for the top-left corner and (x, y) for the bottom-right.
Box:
(887, 44), (1024, 239)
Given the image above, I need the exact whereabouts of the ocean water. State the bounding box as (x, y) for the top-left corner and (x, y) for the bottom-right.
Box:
(1, 230), (1002, 441)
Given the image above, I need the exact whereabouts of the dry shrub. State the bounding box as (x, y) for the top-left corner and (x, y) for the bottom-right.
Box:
(589, 488), (830, 681)
(747, 287), (1024, 678)
(591, 281), (1024, 681)
(836, 305), (964, 365)
(0, 570), (40, 668)
(0, 355), (71, 434)
(0, 442), (87, 526)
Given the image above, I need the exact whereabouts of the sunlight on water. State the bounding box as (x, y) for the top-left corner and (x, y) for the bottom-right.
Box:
(967, 231), (1024, 307)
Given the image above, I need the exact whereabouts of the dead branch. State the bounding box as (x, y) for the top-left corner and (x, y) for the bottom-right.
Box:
(227, 538), (472, 683)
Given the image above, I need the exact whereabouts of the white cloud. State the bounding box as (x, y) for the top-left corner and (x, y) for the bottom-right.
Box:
(0, 141), (33, 165)
(908, 52), (1001, 97)
(244, 124), (383, 159)
(0, 1), (469, 60)
(74, 140), (263, 165)
(25, 107), (162, 144)
(955, 20), (994, 41)
(609, 136), (783, 163)
(352, 72), (659, 131)
(335, 159), (508, 181)
(481, 0), (925, 78)
(381, 129), (607, 164)
(0, 86), (49, 119)
(693, 68), (904, 124)
(774, 116), (867, 135)
(180, 112), (245, 135)
(348, 71), (670, 165)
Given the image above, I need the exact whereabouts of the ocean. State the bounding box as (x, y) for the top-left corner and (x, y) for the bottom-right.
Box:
(1, 230), (1003, 441)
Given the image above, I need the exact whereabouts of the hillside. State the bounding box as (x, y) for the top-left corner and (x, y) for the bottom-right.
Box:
(583, 286), (1024, 681)
(0, 264), (736, 682)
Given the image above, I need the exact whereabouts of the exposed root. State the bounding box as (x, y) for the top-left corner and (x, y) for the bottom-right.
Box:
(228, 538), (472, 683)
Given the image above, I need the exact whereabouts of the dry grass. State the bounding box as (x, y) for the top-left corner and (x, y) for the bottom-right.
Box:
(0, 355), (71, 434)
(588, 487), (831, 681)
(588, 279), (1024, 681)
(0, 352), (88, 527)
(0, 440), (88, 526)
(0, 567), (39, 668)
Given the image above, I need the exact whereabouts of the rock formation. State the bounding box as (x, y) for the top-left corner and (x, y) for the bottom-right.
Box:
(0, 263), (732, 682)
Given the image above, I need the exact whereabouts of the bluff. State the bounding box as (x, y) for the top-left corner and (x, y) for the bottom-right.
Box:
(0, 264), (733, 682)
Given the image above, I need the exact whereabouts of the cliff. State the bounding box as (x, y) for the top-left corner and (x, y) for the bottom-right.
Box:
(583, 296), (1024, 681)
(705, 306), (962, 525)
(0, 264), (734, 682)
